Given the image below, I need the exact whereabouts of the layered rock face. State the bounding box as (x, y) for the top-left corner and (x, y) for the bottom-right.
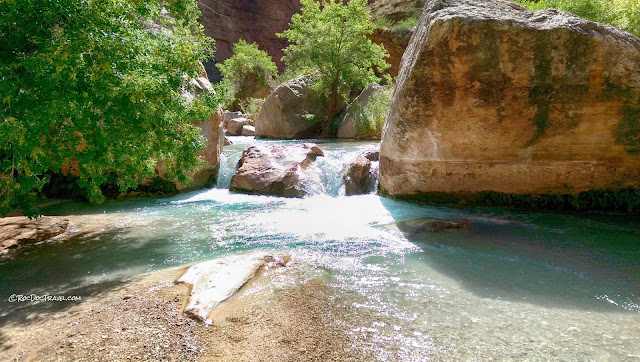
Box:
(380, 0), (640, 198)
(197, 0), (301, 79)
(256, 75), (346, 139)
(230, 143), (324, 197)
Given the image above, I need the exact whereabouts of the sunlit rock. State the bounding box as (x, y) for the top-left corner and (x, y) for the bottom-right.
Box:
(380, 0), (640, 202)
(230, 143), (325, 197)
(178, 252), (286, 323)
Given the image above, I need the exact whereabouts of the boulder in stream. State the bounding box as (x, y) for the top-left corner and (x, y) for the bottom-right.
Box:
(343, 148), (380, 196)
(230, 143), (325, 197)
(380, 0), (640, 204)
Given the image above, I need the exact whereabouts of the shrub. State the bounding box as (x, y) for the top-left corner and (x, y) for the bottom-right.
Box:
(514, 0), (640, 37)
(353, 86), (393, 139)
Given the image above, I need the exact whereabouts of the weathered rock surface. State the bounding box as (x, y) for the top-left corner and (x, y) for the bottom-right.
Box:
(224, 111), (243, 124)
(338, 83), (384, 139)
(230, 143), (324, 197)
(380, 0), (640, 199)
(178, 252), (287, 323)
(343, 149), (380, 196)
(197, 0), (302, 80)
(227, 117), (251, 135)
(256, 75), (347, 139)
(182, 106), (225, 191)
(0, 217), (70, 255)
(396, 218), (471, 233)
(241, 125), (256, 136)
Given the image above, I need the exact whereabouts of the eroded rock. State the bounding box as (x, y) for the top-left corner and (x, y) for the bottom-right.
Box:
(0, 216), (70, 256)
(256, 74), (347, 139)
(230, 143), (324, 197)
(178, 252), (286, 323)
(380, 0), (640, 200)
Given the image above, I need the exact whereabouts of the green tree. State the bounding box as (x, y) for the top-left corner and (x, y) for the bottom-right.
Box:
(0, 0), (215, 216)
(278, 0), (389, 134)
(216, 39), (278, 108)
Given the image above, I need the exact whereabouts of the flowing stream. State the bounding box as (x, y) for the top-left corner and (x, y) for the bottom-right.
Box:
(1, 137), (640, 360)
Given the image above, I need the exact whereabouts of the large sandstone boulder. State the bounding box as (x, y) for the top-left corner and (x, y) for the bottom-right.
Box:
(380, 0), (640, 201)
(256, 75), (347, 139)
(230, 143), (324, 197)
(337, 83), (385, 139)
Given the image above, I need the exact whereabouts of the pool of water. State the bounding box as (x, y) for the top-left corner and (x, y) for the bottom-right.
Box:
(1, 137), (639, 360)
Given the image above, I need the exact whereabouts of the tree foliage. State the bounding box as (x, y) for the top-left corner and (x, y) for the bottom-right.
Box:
(514, 0), (640, 37)
(0, 0), (215, 216)
(217, 39), (278, 91)
(278, 0), (389, 132)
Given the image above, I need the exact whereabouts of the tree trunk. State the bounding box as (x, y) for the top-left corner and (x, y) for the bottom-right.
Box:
(325, 78), (339, 137)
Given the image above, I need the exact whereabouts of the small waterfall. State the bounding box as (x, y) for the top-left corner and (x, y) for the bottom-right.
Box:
(215, 150), (243, 189)
(216, 139), (380, 197)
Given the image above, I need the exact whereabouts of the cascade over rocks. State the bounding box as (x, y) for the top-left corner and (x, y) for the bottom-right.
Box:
(380, 0), (640, 201)
(230, 143), (325, 197)
(256, 75), (347, 139)
(338, 83), (385, 139)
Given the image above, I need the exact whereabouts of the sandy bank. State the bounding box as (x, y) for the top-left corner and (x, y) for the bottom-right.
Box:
(0, 262), (368, 361)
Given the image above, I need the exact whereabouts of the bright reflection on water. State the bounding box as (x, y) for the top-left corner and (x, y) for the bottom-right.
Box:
(1, 137), (640, 359)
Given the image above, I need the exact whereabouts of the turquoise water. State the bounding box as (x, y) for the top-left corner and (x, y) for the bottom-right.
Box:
(1, 137), (639, 359)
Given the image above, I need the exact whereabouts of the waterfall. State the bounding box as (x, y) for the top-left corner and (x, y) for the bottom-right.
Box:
(216, 138), (381, 197)
(215, 152), (242, 189)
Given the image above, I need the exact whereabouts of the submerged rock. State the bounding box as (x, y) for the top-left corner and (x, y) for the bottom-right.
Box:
(396, 218), (471, 233)
(0, 216), (70, 256)
(230, 143), (324, 197)
(380, 0), (640, 202)
(178, 252), (287, 323)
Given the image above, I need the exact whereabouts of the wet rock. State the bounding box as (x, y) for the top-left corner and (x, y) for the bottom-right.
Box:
(380, 0), (640, 200)
(230, 143), (324, 197)
(396, 218), (471, 233)
(337, 83), (384, 139)
(224, 136), (234, 146)
(344, 156), (373, 196)
(0, 216), (70, 256)
(343, 149), (380, 196)
(256, 74), (347, 139)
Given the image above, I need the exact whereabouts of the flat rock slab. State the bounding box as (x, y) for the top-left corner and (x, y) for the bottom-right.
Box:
(178, 252), (285, 324)
(396, 218), (471, 234)
(0, 216), (70, 256)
